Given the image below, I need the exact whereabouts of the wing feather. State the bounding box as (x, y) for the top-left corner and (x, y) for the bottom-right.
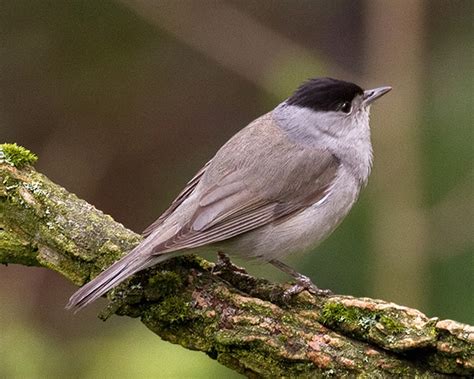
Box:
(144, 117), (341, 254)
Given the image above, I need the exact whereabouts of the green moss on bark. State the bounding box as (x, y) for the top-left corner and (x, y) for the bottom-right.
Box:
(319, 300), (439, 353)
(0, 143), (38, 168)
(0, 229), (38, 266)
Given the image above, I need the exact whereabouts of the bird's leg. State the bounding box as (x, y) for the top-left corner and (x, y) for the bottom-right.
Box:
(270, 259), (332, 300)
(214, 252), (248, 274)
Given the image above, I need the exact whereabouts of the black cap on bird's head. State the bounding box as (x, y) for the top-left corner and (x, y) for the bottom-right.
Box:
(287, 77), (392, 113)
(287, 78), (364, 113)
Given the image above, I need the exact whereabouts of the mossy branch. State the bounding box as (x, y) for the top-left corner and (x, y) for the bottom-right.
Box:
(1, 144), (473, 377)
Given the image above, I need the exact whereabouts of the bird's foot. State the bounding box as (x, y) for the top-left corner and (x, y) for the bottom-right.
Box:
(282, 273), (332, 301)
(270, 259), (332, 301)
(213, 252), (248, 275)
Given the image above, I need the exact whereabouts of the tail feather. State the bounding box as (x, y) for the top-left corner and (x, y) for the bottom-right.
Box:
(66, 251), (163, 312)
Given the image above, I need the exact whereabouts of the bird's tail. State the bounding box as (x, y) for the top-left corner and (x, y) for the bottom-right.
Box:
(66, 249), (169, 312)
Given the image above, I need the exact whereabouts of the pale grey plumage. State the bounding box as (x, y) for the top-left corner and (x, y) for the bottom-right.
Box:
(67, 78), (391, 311)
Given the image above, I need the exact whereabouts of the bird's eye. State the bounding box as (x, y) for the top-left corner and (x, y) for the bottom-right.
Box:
(340, 101), (352, 113)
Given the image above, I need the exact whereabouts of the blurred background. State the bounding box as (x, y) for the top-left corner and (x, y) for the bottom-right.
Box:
(1, 0), (473, 377)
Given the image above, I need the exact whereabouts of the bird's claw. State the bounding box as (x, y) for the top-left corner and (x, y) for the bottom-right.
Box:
(282, 274), (333, 301)
(213, 252), (247, 275)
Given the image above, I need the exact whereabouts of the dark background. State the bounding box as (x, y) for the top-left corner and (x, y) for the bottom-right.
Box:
(1, 1), (473, 377)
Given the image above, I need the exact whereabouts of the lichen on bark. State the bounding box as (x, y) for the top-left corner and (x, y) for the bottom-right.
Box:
(1, 144), (473, 377)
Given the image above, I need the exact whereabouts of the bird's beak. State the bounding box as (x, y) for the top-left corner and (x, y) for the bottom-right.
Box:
(363, 86), (392, 106)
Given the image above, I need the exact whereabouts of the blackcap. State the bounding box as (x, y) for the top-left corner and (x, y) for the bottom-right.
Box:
(67, 77), (391, 311)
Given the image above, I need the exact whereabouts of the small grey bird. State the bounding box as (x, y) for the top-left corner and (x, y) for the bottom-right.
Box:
(67, 77), (391, 311)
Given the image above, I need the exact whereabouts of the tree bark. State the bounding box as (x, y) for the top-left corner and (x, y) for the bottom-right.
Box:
(1, 144), (472, 378)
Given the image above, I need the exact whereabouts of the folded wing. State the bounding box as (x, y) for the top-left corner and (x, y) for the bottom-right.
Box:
(148, 120), (340, 253)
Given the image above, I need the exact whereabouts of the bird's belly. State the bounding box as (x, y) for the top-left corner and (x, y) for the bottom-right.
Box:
(221, 170), (361, 261)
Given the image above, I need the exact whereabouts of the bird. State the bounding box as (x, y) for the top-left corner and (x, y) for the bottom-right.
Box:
(67, 77), (391, 311)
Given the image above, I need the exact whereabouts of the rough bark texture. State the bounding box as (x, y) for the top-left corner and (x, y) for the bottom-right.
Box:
(1, 144), (473, 378)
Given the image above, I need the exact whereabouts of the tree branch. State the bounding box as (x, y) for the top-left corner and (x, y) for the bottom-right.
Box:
(1, 144), (472, 377)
